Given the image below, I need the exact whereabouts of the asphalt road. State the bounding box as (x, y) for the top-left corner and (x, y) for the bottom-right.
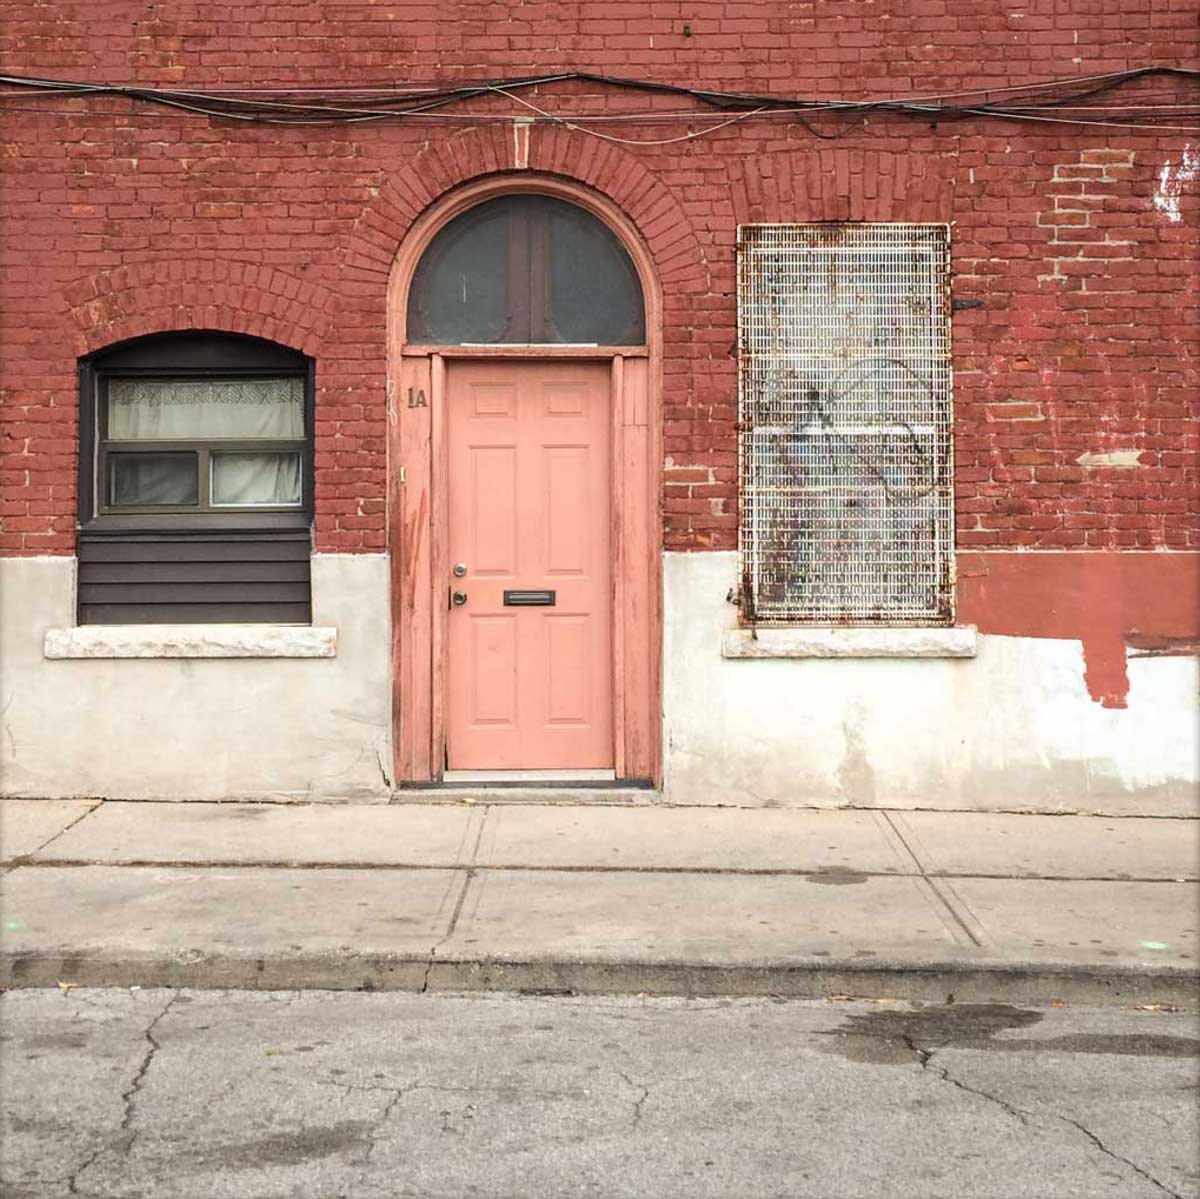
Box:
(2, 989), (1196, 1199)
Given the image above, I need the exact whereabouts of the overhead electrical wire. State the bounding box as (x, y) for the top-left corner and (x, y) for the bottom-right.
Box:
(0, 65), (1196, 136)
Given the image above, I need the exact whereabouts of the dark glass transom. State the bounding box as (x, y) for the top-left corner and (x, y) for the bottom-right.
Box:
(407, 195), (646, 346)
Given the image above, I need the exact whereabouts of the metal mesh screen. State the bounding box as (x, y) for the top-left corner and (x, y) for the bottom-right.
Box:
(737, 223), (953, 625)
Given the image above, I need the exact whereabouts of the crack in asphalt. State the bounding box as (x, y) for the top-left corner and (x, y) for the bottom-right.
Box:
(614, 1069), (651, 1132)
(1051, 1112), (1185, 1199)
(65, 1142), (105, 1197)
(118, 991), (180, 1152)
(901, 1034), (1184, 1199)
(66, 990), (180, 1196)
(350, 1081), (419, 1187)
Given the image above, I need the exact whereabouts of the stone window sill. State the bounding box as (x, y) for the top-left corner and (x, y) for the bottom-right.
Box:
(721, 625), (977, 660)
(44, 625), (337, 660)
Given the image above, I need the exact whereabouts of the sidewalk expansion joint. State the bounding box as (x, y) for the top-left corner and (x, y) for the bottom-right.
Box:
(5, 858), (1193, 885)
(422, 868), (475, 994)
(15, 801), (105, 865)
(880, 812), (985, 948)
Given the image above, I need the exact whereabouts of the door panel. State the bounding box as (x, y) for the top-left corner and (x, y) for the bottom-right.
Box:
(446, 361), (613, 770)
(470, 446), (517, 574)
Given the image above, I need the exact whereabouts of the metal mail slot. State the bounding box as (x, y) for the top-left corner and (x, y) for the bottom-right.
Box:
(503, 589), (556, 607)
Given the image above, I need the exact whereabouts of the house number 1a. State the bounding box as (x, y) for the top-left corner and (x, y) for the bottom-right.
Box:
(407, 388), (428, 409)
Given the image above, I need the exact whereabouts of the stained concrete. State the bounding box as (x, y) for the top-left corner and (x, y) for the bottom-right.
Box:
(662, 552), (1200, 815)
(475, 805), (911, 872)
(894, 811), (1200, 881)
(442, 869), (972, 961)
(0, 865), (463, 985)
(0, 555), (393, 802)
(948, 878), (1198, 966)
(2, 990), (1196, 1199)
(35, 800), (481, 867)
(0, 800), (99, 860)
(2, 806), (1197, 1004)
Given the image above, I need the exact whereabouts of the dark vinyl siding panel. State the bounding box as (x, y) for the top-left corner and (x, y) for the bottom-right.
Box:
(80, 562), (311, 584)
(78, 538), (310, 563)
(77, 532), (312, 625)
(80, 602), (312, 625)
(79, 581), (307, 604)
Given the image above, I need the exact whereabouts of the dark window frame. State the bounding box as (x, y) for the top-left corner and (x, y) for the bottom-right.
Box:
(78, 331), (315, 534)
(76, 332), (316, 626)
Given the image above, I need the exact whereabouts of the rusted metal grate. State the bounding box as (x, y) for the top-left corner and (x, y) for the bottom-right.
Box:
(736, 223), (953, 625)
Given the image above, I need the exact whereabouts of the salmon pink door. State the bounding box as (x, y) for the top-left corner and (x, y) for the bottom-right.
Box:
(446, 360), (613, 770)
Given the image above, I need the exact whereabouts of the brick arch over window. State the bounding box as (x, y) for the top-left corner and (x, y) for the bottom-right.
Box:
(725, 146), (954, 226)
(64, 261), (335, 358)
(340, 124), (709, 299)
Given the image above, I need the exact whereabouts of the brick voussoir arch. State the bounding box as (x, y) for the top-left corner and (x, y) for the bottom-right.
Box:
(339, 124), (708, 296)
(64, 261), (334, 357)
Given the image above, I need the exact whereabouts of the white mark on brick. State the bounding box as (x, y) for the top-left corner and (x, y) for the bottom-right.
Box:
(512, 118), (531, 170)
(1154, 145), (1197, 223)
(1039, 150), (1139, 284)
(1076, 450), (1143, 469)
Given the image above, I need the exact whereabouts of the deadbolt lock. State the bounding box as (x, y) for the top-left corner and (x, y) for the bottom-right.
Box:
(453, 562), (467, 578)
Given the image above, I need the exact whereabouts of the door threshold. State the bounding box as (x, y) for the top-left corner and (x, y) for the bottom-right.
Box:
(442, 769), (617, 784)
(394, 781), (656, 805)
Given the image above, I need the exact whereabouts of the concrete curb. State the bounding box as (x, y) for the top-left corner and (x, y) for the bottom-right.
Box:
(3, 951), (1195, 1008)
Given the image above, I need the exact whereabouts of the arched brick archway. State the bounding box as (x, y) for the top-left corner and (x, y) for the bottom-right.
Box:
(339, 124), (708, 301)
(65, 260), (334, 358)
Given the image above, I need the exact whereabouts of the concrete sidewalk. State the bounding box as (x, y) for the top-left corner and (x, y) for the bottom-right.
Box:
(1, 798), (1196, 1005)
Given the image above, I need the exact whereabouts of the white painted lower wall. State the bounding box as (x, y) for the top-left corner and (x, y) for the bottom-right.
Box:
(1, 555), (392, 802)
(4, 550), (1196, 813)
(662, 552), (1199, 816)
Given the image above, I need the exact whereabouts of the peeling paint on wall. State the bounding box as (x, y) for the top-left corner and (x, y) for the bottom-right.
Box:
(1153, 145), (1198, 223)
(957, 552), (1200, 710)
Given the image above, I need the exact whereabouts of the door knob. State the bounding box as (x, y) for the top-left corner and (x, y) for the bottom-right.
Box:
(451, 590), (468, 607)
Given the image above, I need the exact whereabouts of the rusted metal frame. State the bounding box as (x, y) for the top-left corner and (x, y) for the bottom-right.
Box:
(736, 223), (954, 627)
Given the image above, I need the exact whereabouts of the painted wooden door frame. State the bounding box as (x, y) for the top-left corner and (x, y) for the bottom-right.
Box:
(386, 175), (663, 785)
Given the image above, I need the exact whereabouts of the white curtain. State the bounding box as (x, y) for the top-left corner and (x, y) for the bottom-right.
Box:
(110, 455), (197, 506)
(108, 378), (303, 440)
(212, 453), (301, 506)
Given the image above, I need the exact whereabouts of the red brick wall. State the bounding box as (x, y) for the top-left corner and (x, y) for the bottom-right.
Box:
(1, 1), (1196, 554)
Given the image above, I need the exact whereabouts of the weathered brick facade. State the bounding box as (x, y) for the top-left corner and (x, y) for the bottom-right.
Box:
(1, 1), (1196, 556)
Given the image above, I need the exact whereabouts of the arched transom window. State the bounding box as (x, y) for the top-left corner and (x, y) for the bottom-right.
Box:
(407, 195), (646, 346)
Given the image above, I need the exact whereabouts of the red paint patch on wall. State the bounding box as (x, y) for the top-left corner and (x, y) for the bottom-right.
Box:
(957, 552), (1200, 709)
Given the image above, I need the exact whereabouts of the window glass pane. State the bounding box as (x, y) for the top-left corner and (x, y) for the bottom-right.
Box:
(108, 453), (197, 507)
(407, 195), (644, 345)
(406, 203), (511, 344)
(211, 452), (302, 507)
(107, 378), (304, 440)
(547, 203), (644, 344)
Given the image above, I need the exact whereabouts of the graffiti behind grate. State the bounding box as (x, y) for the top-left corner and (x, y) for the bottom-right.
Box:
(737, 223), (954, 625)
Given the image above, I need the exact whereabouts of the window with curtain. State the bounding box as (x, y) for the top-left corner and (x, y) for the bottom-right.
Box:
(78, 331), (314, 625)
(101, 377), (305, 512)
